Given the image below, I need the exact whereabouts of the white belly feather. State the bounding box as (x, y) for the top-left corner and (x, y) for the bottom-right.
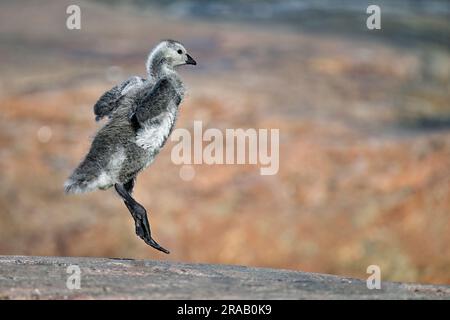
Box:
(135, 110), (176, 150)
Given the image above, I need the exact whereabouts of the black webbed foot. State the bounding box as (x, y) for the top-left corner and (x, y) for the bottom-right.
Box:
(129, 201), (170, 254)
(115, 183), (170, 254)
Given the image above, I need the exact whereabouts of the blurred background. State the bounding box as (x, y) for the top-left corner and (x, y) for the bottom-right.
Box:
(0, 0), (449, 284)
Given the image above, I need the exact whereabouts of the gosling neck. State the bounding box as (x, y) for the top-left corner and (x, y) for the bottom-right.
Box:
(146, 54), (176, 81)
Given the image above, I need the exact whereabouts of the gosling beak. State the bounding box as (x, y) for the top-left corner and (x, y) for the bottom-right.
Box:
(185, 54), (197, 65)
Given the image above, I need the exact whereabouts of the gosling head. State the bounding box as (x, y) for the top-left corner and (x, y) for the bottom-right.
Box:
(146, 40), (197, 76)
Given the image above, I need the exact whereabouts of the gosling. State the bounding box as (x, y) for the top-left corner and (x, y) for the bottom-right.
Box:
(65, 40), (197, 253)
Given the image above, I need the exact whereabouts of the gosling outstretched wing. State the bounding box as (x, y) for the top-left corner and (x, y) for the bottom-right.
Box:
(131, 77), (182, 128)
(93, 76), (146, 121)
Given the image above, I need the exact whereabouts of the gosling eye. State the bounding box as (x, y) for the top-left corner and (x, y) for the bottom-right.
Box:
(177, 49), (183, 54)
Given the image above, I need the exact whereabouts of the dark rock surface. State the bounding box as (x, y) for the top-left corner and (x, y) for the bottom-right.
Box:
(0, 256), (448, 299)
